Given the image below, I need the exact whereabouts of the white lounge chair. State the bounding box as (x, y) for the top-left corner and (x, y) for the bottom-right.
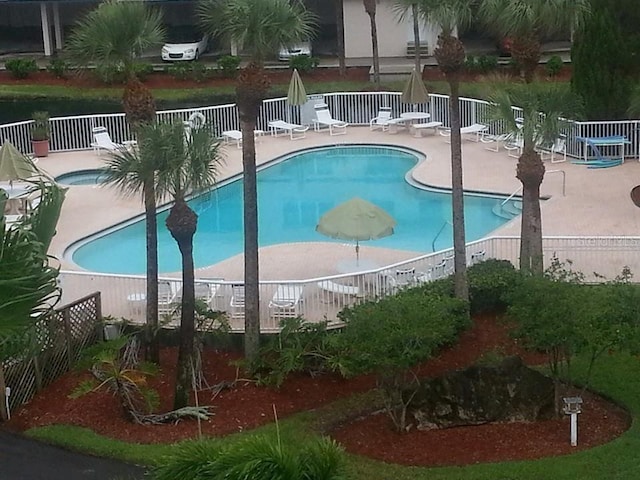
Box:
(230, 284), (245, 320)
(269, 284), (304, 319)
(158, 280), (178, 316)
(369, 107), (393, 131)
(504, 135), (524, 158)
(313, 104), (348, 136)
(480, 132), (514, 152)
(469, 250), (486, 266)
(267, 120), (309, 140)
(91, 126), (129, 154)
(538, 136), (567, 163)
(221, 129), (265, 148)
(439, 123), (488, 143)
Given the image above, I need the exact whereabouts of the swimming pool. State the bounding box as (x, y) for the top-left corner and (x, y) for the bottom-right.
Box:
(68, 145), (515, 274)
(56, 169), (108, 186)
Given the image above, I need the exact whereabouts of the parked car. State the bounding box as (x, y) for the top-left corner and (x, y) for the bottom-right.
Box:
(278, 42), (312, 61)
(162, 32), (208, 61)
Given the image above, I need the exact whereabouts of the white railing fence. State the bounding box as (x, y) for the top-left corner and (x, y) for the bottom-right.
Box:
(4, 92), (638, 160)
(57, 236), (640, 333)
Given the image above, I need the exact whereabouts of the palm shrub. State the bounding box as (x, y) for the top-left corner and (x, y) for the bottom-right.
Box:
(5, 58), (38, 79)
(152, 435), (346, 480)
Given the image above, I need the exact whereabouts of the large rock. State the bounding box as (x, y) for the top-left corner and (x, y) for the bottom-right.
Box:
(406, 356), (554, 430)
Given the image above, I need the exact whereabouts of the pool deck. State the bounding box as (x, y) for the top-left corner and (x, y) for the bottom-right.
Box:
(37, 126), (640, 281)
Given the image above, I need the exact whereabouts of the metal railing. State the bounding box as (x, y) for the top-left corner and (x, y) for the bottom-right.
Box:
(56, 235), (640, 333)
(3, 92), (638, 160)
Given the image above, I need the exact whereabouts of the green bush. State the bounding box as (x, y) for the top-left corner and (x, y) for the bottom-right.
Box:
(152, 435), (346, 480)
(467, 259), (521, 315)
(546, 55), (564, 77)
(46, 58), (69, 79)
(289, 54), (319, 73)
(249, 317), (336, 387)
(166, 62), (209, 82)
(133, 62), (154, 82)
(94, 62), (126, 84)
(216, 55), (241, 78)
(5, 58), (38, 79)
(477, 55), (499, 73)
(464, 55), (477, 72)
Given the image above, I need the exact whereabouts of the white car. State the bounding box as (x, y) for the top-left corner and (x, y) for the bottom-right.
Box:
(278, 42), (312, 61)
(162, 33), (208, 62)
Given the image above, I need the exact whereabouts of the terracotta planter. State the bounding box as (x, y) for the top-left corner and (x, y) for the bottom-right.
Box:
(32, 139), (49, 158)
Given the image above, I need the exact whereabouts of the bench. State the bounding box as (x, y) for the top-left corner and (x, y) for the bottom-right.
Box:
(411, 121), (443, 137)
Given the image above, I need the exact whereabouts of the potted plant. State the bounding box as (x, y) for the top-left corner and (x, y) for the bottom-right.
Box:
(31, 111), (50, 157)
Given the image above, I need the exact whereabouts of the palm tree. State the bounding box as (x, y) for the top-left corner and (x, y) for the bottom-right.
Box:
(335, 0), (346, 76)
(136, 121), (221, 409)
(197, 0), (316, 364)
(479, 0), (590, 273)
(65, 0), (166, 129)
(419, 0), (474, 302)
(393, 0), (423, 73)
(66, 0), (166, 362)
(363, 0), (381, 87)
(485, 86), (583, 273)
(0, 182), (65, 357)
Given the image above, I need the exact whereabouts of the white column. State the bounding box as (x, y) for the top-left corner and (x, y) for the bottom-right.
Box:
(53, 2), (63, 51)
(230, 40), (239, 56)
(40, 2), (52, 57)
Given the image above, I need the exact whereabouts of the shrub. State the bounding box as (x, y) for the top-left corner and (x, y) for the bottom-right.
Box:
(288, 54), (319, 73)
(167, 62), (209, 82)
(216, 55), (241, 78)
(467, 259), (520, 314)
(30, 111), (50, 141)
(46, 58), (69, 79)
(133, 62), (154, 82)
(546, 55), (564, 77)
(5, 58), (38, 79)
(94, 62), (126, 84)
(477, 55), (499, 73)
(249, 317), (335, 387)
(152, 435), (346, 480)
(464, 55), (477, 72)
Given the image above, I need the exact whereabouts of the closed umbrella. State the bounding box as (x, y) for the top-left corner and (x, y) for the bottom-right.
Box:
(287, 68), (307, 123)
(401, 68), (429, 107)
(316, 197), (396, 261)
(0, 141), (39, 182)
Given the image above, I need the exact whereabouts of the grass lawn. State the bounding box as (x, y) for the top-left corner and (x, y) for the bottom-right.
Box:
(27, 352), (640, 479)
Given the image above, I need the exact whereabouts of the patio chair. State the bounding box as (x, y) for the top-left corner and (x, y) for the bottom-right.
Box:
(313, 104), (348, 136)
(395, 267), (416, 287)
(268, 284), (304, 319)
(439, 123), (488, 143)
(158, 280), (178, 316)
(221, 129), (265, 148)
(91, 126), (126, 154)
(504, 135), (524, 158)
(538, 135), (567, 163)
(469, 250), (486, 266)
(369, 106), (393, 131)
(229, 284), (245, 321)
(480, 132), (514, 152)
(267, 120), (309, 140)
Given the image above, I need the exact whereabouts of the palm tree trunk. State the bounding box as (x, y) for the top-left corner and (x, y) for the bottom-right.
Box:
(449, 81), (468, 302)
(143, 181), (159, 364)
(516, 148), (545, 274)
(168, 201), (197, 410)
(336, 0), (346, 77)
(411, 3), (421, 74)
(363, 0), (380, 87)
(240, 118), (261, 364)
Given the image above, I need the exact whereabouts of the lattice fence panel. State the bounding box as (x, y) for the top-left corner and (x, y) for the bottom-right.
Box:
(0, 293), (102, 420)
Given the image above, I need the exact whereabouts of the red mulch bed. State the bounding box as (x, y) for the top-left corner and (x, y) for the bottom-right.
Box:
(4, 314), (628, 467)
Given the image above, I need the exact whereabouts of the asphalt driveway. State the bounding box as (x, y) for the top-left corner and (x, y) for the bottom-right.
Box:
(0, 430), (146, 480)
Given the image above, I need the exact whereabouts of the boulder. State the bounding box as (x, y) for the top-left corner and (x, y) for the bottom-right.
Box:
(405, 356), (554, 430)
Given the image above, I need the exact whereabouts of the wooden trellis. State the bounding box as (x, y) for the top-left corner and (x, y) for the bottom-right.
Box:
(0, 292), (102, 421)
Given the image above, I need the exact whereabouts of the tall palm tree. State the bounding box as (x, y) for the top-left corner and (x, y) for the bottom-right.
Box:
(479, 0), (590, 273)
(66, 0), (166, 362)
(485, 86), (583, 271)
(65, 0), (166, 129)
(143, 122), (223, 409)
(393, 0), (423, 73)
(419, 0), (474, 302)
(197, 0), (316, 364)
(335, 0), (346, 76)
(363, 0), (381, 87)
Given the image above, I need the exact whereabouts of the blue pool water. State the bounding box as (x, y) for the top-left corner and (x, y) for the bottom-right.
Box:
(56, 169), (108, 186)
(69, 145), (512, 274)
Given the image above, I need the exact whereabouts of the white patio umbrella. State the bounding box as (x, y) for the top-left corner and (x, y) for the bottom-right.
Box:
(316, 197), (396, 262)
